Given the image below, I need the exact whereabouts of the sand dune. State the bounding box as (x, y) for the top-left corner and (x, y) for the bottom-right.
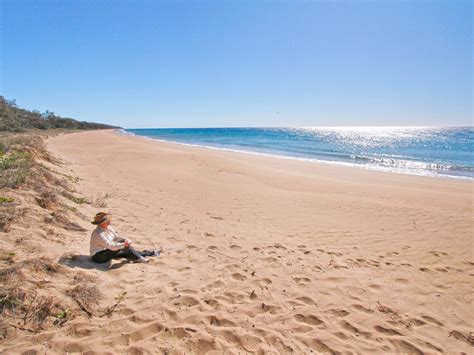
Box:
(2, 129), (472, 354)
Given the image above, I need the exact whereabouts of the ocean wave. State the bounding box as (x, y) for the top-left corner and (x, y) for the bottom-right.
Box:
(349, 154), (474, 175)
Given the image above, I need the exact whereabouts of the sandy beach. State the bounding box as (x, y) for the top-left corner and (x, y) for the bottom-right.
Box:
(3, 129), (473, 354)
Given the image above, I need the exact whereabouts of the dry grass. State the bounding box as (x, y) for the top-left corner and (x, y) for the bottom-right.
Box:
(23, 256), (62, 274)
(0, 263), (25, 283)
(0, 255), (104, 339)
(0, 258), (63, 335)
(0, 287), (58, 334)
(93, 192), (111, 208)
(0, 251), (16, 264)
(66, 283), (101, 317)
(0, 205), (17, 232)
(73, 271), (98, 284)
(0, 133), (72, 191)
(0, 133), (88, 236)
(35, 188), (58, 209)
(0, 281), (27, 313)
(45, 211), (87, 231)
(0, 192), (20, 232)
(0, 257), (61, 282)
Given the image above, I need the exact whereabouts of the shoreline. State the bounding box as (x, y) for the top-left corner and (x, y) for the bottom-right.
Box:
(4, 129), (472, 353)
(117, 128), (474, 181)
(114, 129), (472, 193)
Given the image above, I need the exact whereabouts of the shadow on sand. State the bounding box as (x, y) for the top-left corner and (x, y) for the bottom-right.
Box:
(58, 254), (128, 271)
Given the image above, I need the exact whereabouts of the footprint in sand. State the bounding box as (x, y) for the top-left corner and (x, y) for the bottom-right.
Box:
(351, 304), (374, 314)
(292, 325), (314, 334)
(327, 308), (350, 317)
(408, 318), (426, 327)
(374, 325), (402, 336)
(294, 314), (324, 326)
(260, 303), (281, 314)
(429, 250), (448, 257)
(108, 321), (164, 346)
(224, 263), (241, 271)
(201, 280), (225, 291)
(127, 322), (164, 343)
(204, 298), (218, 307)
(207, 316), (237, 327)
(174, 295), (200, 307)
(254, 278), (272, 288)
(389, 339), (424, 355)
(293, 277), (311, 285)
(297, 337), (335, 353)
(395, 278), (409, 284)
(231, 272), (247, 281)
(421, 315), (444, 327)
(296, 296), (316, 306)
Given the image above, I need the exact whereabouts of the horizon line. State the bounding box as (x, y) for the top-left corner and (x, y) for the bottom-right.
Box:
(123, 125), (474, 130)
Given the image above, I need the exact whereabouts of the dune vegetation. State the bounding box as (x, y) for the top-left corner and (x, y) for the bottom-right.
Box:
(0, 100), (117, 340)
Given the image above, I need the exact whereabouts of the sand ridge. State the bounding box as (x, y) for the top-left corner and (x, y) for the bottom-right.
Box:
(3, 129), (473, 354)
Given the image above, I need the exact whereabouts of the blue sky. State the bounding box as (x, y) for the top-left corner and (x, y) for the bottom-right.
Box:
(1, 0), (472, 128)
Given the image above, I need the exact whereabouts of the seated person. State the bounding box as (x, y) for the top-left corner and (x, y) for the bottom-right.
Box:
(90, 212), (161, 264)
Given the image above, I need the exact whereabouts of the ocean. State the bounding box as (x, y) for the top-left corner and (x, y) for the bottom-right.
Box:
(123, 127), (474, 180)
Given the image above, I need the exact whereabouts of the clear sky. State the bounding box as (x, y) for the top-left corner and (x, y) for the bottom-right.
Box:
(1, 0), (472, 128)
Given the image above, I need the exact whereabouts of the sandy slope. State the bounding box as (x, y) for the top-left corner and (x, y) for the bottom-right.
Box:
(4, 129), (473, 354)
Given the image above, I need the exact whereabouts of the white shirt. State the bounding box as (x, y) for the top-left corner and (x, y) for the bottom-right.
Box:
(90, 226), (125, 256)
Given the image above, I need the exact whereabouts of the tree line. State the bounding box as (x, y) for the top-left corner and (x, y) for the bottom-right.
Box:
(0, 96), (120, 132)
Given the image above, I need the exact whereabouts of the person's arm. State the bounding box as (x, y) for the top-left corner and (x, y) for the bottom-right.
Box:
(97, 230), (125, 250)
(109, 227), (126, 243)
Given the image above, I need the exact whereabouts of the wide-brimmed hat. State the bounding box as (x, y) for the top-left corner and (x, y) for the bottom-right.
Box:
(91, 212), (111, 225)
